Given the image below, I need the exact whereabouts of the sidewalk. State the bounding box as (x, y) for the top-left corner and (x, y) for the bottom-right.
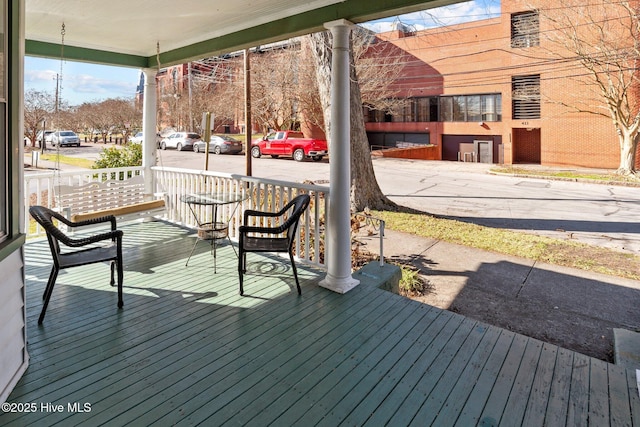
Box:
(356, 227), (640, 366)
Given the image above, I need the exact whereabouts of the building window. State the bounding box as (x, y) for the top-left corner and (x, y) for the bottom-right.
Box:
(512, 75), (541, 119)
(439, 94), (502, 122)
(416, 98), (430, 122)
(466, 95), (482, 122)
(481, 94), (502, 121)
(439, 97), (453, 122)
(511, 11), (539, 48)
(364, 95), (499, 124)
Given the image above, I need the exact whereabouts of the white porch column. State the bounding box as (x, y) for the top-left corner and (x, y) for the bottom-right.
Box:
(142, 68), (158, 195)
(319, 20), (359, 294)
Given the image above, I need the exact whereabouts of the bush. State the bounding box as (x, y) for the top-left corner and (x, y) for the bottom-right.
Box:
(398, 265), (429, 296)
(93, 144), (142, 169)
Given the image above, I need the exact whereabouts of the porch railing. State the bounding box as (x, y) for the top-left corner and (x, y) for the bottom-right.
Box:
(24, 166), (329, 268)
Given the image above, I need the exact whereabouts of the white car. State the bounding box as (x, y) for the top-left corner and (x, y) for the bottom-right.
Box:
(158, 132), (201, 151)
(50, 130), (80, 147)
(36, 130), (55, 144)
(128, 132), (144, 144)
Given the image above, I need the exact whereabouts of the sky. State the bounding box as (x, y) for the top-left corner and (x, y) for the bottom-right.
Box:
(23, 0), (500, 106)
(24, 57), (142, 106)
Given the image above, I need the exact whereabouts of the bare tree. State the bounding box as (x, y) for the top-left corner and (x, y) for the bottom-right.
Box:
(104, 98), (142, 143)
(537, 0), (640, 175)
(307, 31), (396, 211)
(351, 27), (409, 116)
(76, 101), (115, 143)
(23, 89), (56, 147)
(250, 47), (302, 132)
(189, 59), (243, 134)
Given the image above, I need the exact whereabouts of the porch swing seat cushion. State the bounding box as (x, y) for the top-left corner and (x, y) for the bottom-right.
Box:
(55, 175), (166, 223)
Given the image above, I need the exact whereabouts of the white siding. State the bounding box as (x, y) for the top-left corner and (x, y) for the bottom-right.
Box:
(0, 248), (28, 403)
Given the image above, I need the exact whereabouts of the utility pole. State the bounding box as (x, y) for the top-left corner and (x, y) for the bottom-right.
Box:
(244, 49), (252, 177)
(188, 62), (193, 131)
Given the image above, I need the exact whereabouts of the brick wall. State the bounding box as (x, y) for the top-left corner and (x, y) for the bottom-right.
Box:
(371, 0), (640, 170)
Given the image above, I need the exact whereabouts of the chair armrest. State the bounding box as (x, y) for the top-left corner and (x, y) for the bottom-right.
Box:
(239, 224), (287, 235)
(58, 229), (123, 248)
(70, 215), (118, 231)
(243, 209), (282, 222)
(50, 208), (117, 230)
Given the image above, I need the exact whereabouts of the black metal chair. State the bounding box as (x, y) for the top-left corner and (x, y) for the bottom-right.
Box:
(238, 194), (311, 296)
(29, 205), (124, 324)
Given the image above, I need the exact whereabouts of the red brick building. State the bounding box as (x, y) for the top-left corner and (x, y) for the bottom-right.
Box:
(366, 0), (640, 169)
(148, 0), (639, 169)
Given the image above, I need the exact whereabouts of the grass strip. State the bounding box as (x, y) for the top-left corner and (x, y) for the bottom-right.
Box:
(373, 209), (640, 281)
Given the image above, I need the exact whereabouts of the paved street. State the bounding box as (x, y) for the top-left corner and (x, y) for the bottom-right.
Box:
(26, 143), (640, 255)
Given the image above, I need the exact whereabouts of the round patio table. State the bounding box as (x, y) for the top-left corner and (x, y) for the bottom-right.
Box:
(181, 192), (247, 272)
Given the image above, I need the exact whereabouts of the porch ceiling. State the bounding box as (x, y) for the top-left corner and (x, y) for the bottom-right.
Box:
(25, 0), (459, 68)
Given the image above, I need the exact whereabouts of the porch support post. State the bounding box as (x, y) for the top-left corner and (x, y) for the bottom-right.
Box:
(142, 68), (158, 195)
(319, 20), (359, 294)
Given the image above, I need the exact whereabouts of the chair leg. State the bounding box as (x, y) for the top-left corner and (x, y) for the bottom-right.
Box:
(116, 243), (124, 309)
(42, 267), (57, 300)
(289, 252), (302, 295)
(39, 267), (59, 325)
(117, 259), (124, 308)
(238, 250), (244, 296)
(110, 261), (116, 286)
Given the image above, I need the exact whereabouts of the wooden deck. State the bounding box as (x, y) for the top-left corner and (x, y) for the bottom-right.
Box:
(2, 220), (640, 426)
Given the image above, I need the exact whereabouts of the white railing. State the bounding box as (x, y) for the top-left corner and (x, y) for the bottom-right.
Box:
(25, 166), (329, 268)
(24, 166), (145, 236)
(153, 166), (329, 268)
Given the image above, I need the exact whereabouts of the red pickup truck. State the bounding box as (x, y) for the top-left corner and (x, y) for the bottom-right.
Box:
(251, 131), (328, 162)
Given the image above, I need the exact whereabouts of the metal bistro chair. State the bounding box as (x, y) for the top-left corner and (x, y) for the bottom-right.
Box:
(29, 205), (124, 324)
(238, 194), (311, 296)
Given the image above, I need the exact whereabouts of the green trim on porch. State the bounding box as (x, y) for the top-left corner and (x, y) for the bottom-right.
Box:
(25, 40), (148, 68)
(26, 0), (456, 67)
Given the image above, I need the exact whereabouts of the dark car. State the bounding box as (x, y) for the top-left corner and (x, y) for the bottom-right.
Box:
(193, 135), (243, 155)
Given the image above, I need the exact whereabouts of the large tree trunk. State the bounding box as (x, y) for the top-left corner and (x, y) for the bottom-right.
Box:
(618, 131), (639, 175)
(308, 32), (396, 212)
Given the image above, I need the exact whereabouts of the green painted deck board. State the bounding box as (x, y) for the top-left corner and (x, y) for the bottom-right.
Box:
(608, 363), (633, 426)
(543, 347), (576, 426)
(520, 342), (560, 427)
(567, 352), (591, 426)
(626, 369), (640, 427)
(295, 301), (431, 427)
(589, 358), (612, 424)
(428, 326), (503, 426)
(335, 304), (443, 426)
(362, 310), (461, 426)
(479, 332), (530, 425)
(500, 338), (545, 426)
(409, 321), (493, 426)
(1, 220), (637, 426)
(145, 284), (396, 426)
(389, 316), (478, 426)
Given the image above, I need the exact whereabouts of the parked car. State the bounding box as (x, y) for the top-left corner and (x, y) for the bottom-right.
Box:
(128, 132), (144, 144)
(36, 130), (55, 144)
(251, 130), (328, 162)
(50, 130), (81, 147)
(158, 132), (201, 151)
(193, 135), (243, 155)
